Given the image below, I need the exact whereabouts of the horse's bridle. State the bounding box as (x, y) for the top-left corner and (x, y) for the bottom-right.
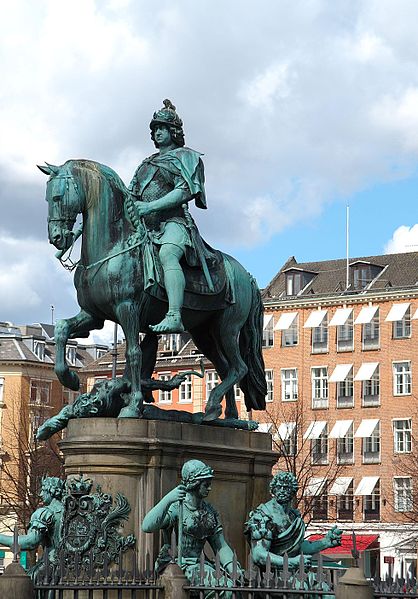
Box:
(47, 172), (83, 270)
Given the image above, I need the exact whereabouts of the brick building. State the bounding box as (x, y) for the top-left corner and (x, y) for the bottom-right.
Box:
(261, 252), (418, 577)
(0, 321), (107, 569)
(82, 333), (248, 417)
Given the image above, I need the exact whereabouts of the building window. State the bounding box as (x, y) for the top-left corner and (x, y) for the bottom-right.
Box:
(363, 423), (380, 464)
(205, 371), (219, 401)
(281, 369), (298, 402)
(362, 368), (380, 407)
(393, 307), (411, 339)
(285, 271), (304, 296)
(363, 481), (380, 521)
(0, 378), (4, 405)
(337, 424), (354, 464)
(311, 425), (328, 465)
(234, 385), (242, 401)
(281, 316), (298, 347)
(275, 423), (297, 457)
(179, 374), (192, 403)
(338, 482), (354, 520)
(312, 316), (328, 354)
(158, 373), (172, 404)
(394, 477), (413, 512)
(393, 419), (412, 453)
(66, 345), (77, 366)
(262, 316), (274, 348)
(393, 361), (411, 395)
(30, 380), (51, 406)
(33, 340), (45, 361)
(62, 388), (78, 405)
(265, 370), (274, 402)
(312, 491), (328, 521)
(362, 311), (380, 350)
(337, 313), (354, 351)
(352, 264), (371, 290)
(162, 334), (181, 353)
(337, 370), (354, 408)
(311, 367), (328, 409)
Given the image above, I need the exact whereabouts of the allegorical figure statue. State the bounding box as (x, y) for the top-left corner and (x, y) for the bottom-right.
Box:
(129, 99), (215, 334)
(0, 477), (65, 576)
(142, 460), (242, 597)
(245, 471), (342, 572)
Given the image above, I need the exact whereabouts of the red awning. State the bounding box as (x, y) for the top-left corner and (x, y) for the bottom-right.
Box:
(308, 534), (379, 555)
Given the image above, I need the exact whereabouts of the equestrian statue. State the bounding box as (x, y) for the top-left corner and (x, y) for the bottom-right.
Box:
(39, 99), (267, 423)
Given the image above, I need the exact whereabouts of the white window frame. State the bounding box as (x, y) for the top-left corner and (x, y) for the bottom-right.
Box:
(337, 313), (354, 352)
(336, 369), (354, 408)
(158, 372), (172, 404)
(362, 310), (380, 350)
(178, 372), (192, 404)
(281, 368), (298, 402)
(336, 424), (354, 464)
(394, 477), (413, 512)
(30, 379), (52, 406)
(312, 315), (329, 354)
(311, 424), (329, 465)
(311, 367), (328, 409)
(393, 307), (411, 339)
(393, 419), (412, 453)
(262, 317), (274, 348)
(66, 345), (77, 366)
(33, 340), (45, 361)
(362, 422), (380, 464)
(281, 316), (299, 347)
(393, 361), (412, 396)
(205, 370), (219, 401)
(265, 370), (274, 402)
(362, 367), (380, 407)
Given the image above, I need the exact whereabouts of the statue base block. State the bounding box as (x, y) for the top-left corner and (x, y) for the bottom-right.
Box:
(60, 418), (276, 566)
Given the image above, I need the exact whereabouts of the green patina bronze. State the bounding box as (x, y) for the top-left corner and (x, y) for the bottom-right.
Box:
(36, 378), (259, 441)
(245, 472), (342, 586)
(142, 459), (243, 597)
(39, 99), (267, 423)
(0, 475), (135, 581)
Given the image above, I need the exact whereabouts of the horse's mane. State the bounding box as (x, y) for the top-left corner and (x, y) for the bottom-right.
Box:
(67, 159), (128, 210)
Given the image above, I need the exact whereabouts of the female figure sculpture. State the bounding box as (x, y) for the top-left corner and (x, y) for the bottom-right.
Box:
(142, 459), (242, 596)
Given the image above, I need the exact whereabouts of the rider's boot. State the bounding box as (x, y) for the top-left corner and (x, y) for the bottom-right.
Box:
(150, 266), (185, 333)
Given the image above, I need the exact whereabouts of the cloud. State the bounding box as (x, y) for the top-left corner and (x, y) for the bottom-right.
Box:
(4, 0), (418, 324)
(385, 224), (418, 254)
(0, 232), (78, 324)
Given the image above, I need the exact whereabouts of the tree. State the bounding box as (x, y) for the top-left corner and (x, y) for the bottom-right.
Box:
(0, 376), (63, 536)
(265, 401), (346, 524)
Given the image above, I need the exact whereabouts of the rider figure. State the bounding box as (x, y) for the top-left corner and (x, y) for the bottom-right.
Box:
(129, 99), (210, 334)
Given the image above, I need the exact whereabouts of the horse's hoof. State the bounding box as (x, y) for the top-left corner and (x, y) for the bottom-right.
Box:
(118, 406), (141, 418)
(202, 405), (222, 422)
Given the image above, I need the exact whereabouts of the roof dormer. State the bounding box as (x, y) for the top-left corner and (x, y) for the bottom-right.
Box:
(284, 268), (317, 296)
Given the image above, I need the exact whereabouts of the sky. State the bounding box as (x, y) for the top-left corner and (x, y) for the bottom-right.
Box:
(2, 0), (418, 345)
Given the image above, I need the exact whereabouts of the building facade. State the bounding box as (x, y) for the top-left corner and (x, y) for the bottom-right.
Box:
(0, 321), (107, 569)
(261, 252), (418, 577)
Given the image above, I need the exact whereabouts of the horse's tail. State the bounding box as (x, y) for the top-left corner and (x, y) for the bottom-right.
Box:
(239, 276), (267, 412)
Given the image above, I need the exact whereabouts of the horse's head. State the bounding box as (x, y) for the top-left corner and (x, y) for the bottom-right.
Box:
(38, 161), (83, 252)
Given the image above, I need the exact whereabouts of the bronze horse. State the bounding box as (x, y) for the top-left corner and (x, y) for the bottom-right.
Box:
(40, 159), (267, 421)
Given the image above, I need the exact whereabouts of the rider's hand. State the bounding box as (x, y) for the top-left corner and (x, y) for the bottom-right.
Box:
(325, 526), (342, 548)
(135, 201), (151, 217)
(165, 484), (186, 504)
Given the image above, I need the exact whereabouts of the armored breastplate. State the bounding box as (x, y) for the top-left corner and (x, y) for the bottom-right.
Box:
(182, 504), (218, 541)
(141, 169), (183, 230)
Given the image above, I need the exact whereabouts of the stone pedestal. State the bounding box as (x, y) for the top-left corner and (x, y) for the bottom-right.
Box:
(60, 418), (276, 567)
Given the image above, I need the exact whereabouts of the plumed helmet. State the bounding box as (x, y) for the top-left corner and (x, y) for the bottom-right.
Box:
(150, 99), (183, 131)
(181, 459), (214, 491)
